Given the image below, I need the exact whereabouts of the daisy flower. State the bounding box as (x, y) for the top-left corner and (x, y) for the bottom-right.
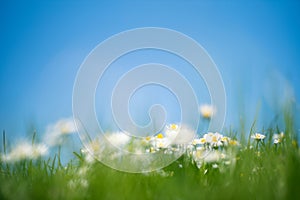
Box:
(43, 117), (77, 146)
(154, 133), (170, 149)
(199, 104), (215, 119)
(105, 132), (131, 147)
(165, 124), (195, 145)
(203, 132), (223, 147)
(251, 133), (266, 141)
(2, 141), (48, 162)
(273, 132), (284, 144)
(192, 138), (206, 145)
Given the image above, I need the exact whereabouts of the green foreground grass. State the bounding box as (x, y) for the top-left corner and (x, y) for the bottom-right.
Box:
(1, 129), (300, 200)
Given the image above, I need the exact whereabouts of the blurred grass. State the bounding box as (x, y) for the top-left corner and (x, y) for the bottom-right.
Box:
(1, 128), (299, 200)
(1, 105), (300, 200)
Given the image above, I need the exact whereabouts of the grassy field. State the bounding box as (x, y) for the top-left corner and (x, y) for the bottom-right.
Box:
(1, 116), (300, 200)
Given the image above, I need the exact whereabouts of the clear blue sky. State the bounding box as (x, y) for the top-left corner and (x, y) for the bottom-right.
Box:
(1, 0), (300, 140)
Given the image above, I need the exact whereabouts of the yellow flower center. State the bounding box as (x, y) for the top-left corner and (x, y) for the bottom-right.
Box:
(212, 136), (218, 143)
(145, 136), (151, 141)
(157, 133), (164, 139)
(202, 111), (211, 118)
(229, 140), (238, 146)
(170, 124), (178, 130)
(90, 141), (100, 152)
(60, 125), (70, 134)
(200, 138), (206, 143)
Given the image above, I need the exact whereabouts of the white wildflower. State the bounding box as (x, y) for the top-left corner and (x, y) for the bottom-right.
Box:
(192, 148), (208, 161)
(81, 139), (102, 163)
(273, 138), (280, 144)
(153, 133), (171, 149)
(192, 138), (206, 145)
(212, 163), (218, 168)
(203, 151), (221, 163)
(105, 132), (131, 147)
(203, 132), (223, 147)
(273, 132), (284, 144)
(165, 124), (179, 141)
(44, 117), (77, 146)
(165, 124), (195, 145)
(2, 141), (48, 162)
(228, 139), (239, 146)
(199, 104), (215, 119)
(251, 133), (266, 141)
(221, 136), (229, 146)
(192, 149), (228, 167)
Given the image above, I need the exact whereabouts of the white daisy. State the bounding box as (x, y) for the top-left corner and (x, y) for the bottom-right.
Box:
(251, 133), (266, 141)
(153, 133), (171, 149)
(203, 132), (223, 147)
(273, 132), (284, 144)
(199, 104), (215, 119)
(105, 132), (131, 147)
(2, 141), (48, 162)
(44, 117), (77, 146)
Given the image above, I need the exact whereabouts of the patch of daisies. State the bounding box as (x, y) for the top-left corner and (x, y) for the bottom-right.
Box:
(79, 123), (287, 172)
(1, 117), (77, 162)
(0, 113), (288, 175)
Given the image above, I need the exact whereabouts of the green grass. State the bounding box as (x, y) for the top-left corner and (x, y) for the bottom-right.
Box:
(1, 128), (300, 200)
(1, 105), (300, 200)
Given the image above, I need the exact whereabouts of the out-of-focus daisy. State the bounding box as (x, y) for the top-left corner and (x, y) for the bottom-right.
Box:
(68, 165), (90, 189)
(81, 138), (103, 163)
(153, 133), (170, 149)
(105, 132), (131, 147)
(221, 136), (229, 146)
(221, 136), (239, 146)
(273, 132), (284, 144)
(203, 132), (214, 143)
(165, 123), (179, 141)
(192, 138), (206, 145)
(251, 133), (266, 141)
(165, 124), (195, 145)
(44, 117), (77, 146)
(199, 104), (215, 119)
(192, 148), (206, 161)
(212, 163), (219, 168)
(2, 141), (48, 162)
(228, 139), (239, 146)
(167, 124), (179, 131)
(203, 132), (223, 147)
(172, 125), (195, 145)
(203, 150), (221, 163)
(141, 135), (154, 146)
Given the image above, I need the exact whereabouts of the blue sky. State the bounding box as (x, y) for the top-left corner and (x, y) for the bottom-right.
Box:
(1, 0), (300, 140)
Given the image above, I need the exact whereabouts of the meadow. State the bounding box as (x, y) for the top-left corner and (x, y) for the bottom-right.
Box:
(1, 110), (300, 200)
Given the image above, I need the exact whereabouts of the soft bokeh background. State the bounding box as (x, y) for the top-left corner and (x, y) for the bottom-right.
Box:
(1, 0), (300, 142)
